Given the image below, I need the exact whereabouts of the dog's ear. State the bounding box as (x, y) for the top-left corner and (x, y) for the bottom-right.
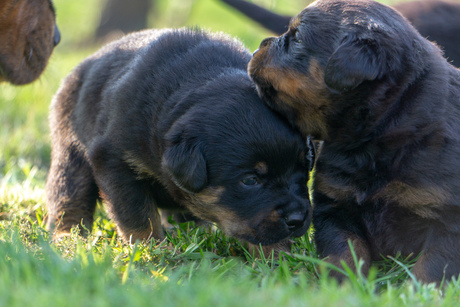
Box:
(324, 36), (384, 92)
(162, 132), (207, 194)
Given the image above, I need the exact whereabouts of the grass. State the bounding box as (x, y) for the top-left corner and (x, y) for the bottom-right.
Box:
(1, 185), (459, 306)
(1, 0), (460, 305)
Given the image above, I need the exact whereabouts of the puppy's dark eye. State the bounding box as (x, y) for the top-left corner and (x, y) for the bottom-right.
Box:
(241, 176), (259, 186)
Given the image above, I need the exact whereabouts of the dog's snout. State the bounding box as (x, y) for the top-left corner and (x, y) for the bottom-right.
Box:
(284, 212), (306, 231)
(253, 37), (274, 56)
(53, 24), (61, 47)
(281, 193), (309, 232)
(260, 37), (275, 49)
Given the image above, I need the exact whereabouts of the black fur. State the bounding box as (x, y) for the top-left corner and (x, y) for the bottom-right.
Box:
(221, 0), (460, 68)
(46, 28), (314, 248)
(249, 0), (460, 284)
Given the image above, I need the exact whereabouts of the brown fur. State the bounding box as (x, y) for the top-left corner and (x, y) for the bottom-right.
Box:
(0, 0), (60, 85)
(372, 182), (449, 217)
(247, 239), (293, 259)
(249, 50), (331, 139)
(325, 235), (371, 280)
(254, 162), (268, 175)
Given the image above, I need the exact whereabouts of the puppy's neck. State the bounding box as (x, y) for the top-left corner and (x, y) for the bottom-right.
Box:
(324, 54), (445, 151)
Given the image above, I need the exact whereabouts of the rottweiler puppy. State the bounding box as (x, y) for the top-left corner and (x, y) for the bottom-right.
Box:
(0, 0), (60, 85)
(249, 0), (460, 283)
(221, 0), (460, 67)
(46, 28), (314, 250)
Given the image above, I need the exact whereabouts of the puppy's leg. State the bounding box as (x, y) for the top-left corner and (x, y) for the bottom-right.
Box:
(89, 138), (163, 243)
(46, 141), (99, 238)
(412, 233), (460, 284)
(313, 197), (371, 281)
(316, 232), (371, 282)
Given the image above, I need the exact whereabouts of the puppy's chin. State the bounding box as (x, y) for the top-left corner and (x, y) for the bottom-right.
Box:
(224, 216), (310, 246)
(247, 45), (273, 88)
(248, 55), (290, 118)
(252, 76), (276, 97)
(3, 48), (50, 85)
(248, 70), (286, 120)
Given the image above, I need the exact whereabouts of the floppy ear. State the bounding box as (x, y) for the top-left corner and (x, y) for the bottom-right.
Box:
(324, 36), (383, 92)
(162, 136), (207, 194)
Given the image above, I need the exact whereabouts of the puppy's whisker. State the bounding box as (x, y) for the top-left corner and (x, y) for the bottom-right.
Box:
(28, 48), (34, 62)
(20, 57), (26, 70)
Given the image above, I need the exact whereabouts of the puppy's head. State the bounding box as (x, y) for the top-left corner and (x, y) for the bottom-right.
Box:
(0, 0), (60, 85)
(248, 0), (434, 139)
(162, 74), (314, 245)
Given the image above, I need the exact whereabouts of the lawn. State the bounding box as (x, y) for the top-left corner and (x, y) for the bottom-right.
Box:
(1, 0), (459, 305)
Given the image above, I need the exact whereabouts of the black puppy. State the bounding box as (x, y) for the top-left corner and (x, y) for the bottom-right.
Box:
(46, 28), (314, 249)
(221, 0), (460, 67)
(249, 0), (460, 283)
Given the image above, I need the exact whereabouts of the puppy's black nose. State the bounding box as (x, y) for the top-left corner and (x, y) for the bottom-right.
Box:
(53, 24), (61, 47)
(285, 212), (306, 231)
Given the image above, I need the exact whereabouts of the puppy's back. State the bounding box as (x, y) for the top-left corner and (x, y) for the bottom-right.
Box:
(77, 28), (251, 95)
(50, 28), (252, 145)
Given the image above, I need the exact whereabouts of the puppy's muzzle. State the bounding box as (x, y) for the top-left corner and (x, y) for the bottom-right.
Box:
(253, 37), (276, 56)
(280, 199), (309, 235)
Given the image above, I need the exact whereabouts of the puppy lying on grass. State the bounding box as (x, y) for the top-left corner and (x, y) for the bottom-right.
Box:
(0, 0), (60, 85)
(249, 0), (460, 283)
(46, 28), (314, 252)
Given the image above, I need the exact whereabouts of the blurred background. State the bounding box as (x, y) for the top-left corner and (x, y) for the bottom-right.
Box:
(0, 0), (447, 189)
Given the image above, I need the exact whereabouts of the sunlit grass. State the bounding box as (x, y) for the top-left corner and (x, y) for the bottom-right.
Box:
(1, 183), (458, 306)
(1, 0), (459, 305)
(0, 158), (457, 305)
